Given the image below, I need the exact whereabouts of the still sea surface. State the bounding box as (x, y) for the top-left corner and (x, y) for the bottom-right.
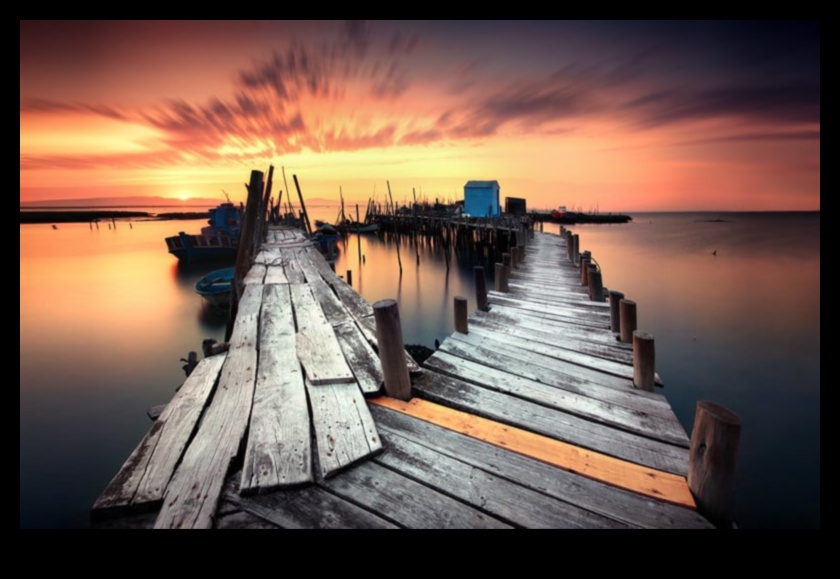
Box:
(20, 208), (819, 529)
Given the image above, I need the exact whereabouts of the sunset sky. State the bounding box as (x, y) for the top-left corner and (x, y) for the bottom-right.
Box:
(20, 20), (820, 211)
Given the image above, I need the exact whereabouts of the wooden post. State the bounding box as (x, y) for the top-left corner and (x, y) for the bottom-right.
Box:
(588, 265), (605, 302)
(234, 170), (264, 300)
(572, 234), (579, 264)
(517, 245), (525, 265)
(474, 266), (488, 312)
(454, 296), (468, 334)
(373, 299), (412, 401)
(494, 262), (509, 292)
(619, 299), (637, 343)
(609, 290), (624, 332)
(580, 257), (591, 286)
(346, 269), (352, 287)
(501, 253), (511, 279)
(292, 174), (312, 236)
(688, 401), (741, 528)
(632, 331), (655, 391)
(181, 351), (198, 377)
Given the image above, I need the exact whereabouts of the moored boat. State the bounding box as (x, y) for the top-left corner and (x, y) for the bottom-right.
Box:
(165, 202), (242, 262)
(194, 267), (234, 309)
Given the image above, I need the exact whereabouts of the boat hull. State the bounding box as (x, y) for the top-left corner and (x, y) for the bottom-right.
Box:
(195, 267), (234, 308)
(166, 232), (238, 262)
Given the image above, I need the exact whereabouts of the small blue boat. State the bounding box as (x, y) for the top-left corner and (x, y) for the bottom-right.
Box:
(194, 267), (234, 309)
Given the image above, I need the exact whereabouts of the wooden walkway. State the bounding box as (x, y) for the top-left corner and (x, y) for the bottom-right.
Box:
(92, 226), (713, 529)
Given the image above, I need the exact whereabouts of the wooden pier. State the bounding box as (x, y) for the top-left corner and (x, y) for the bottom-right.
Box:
(92, 222), (720, 529)
(91, 167), (743, 529)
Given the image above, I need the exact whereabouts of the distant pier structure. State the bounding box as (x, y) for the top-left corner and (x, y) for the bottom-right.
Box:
(91, 168), (738, 529)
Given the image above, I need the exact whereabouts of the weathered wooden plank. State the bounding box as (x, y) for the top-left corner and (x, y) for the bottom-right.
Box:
(306, 276), (356, 327)
(304, 246), (374, 319)
(473, 305), (631, 350)
(488, 292), (609, 329)
(154, 285), (262, 529)
(505, 282), (612, 310)
(264, 264), (289, 284)
(92, 353), (227, 512)
(240, 284), (312, 493)
(291, 283), (355, 385)
(468, 314), (633, 365)
(333, 321), (383, 395)
(413, 369), (690, 476)
(371, 404), (713, 528)
(435, 339), (688, 446)
(223, 484), (398, 529)
(374, 428), (632, 528)
(457, 319), (637, 381)
(279, 249), (306, 283)
(306, 378), (382, 478)
(243, 263), (266, 285)
(319, 460), (512, 528)
(372, 395), (695, 507)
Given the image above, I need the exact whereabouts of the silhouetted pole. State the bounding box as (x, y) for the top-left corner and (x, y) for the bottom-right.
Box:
(373, 299), (412, 401)
(609, 290), (624, 332)
(234, 169), (264, 300)
(619, 299), (637, 343)
(474, 266), (488, 312)
(572, 234), (580, 264)
(454, 296), (468, 334)
(688, 401), (741, 528)
(346, 270), (352, 287)
(292, 174), (312, 236)
(632, 331), (656, 391)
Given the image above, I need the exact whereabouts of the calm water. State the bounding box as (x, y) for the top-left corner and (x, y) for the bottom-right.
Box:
(19, 210), (819, 529)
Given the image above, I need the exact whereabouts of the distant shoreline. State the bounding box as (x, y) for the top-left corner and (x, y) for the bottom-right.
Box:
(19, 210), (210, 224)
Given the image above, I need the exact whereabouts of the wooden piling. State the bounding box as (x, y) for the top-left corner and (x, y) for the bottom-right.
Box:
(454, 296), (468, 334)
(292, 174), (312, 236)
(474, 266), (488, 312)
(688, 401), (741, 528)
(234, 170), (264, 299)
(494, 262), (509, 292)
(632, 331), (656, 391)
(619, 299), (637, 343)
(609, 290), (624, 332)
(517, 245), (525, 265)
(588, 265), (605, 302)
(346, 270), (352, 287)
(572, 234), (580, 264)
(373, 299), (412, 401)
(580, 257), (591, 286)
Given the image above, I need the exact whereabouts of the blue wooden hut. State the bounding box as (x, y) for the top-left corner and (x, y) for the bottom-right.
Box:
(464, 180), (500, 217)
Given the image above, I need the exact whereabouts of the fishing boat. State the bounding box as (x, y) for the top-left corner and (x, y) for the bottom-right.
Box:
(194, 267), (234, 309)
(347, 221), (378, 233)
(165, 202), (242, 262)
(311, 223), (340, 262)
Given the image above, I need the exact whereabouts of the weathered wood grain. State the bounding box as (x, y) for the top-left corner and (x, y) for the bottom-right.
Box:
(371, 395), (695, 507)
(371, 404), (713, 528)
(154, 285), (262, 529)
(374, 428), (632, 528)
(92, 353), (226, 512)
(333, 321), (383, 395)
(319, 460), (512, 528)
(434, 340), (688, 446)
(240, 284), (312, 493)
(243, 263), (266, 285)
(412, 369), (690, 476)
(223, 484), (398, 529)
(291, 283), (355, 385)
(306, 378), (383, 478)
